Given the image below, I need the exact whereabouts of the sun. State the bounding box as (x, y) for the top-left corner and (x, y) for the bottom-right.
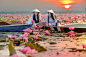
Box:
(64, 5), (70, 9)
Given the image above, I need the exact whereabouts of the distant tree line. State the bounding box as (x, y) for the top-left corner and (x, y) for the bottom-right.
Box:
(0, 10), (86, 14)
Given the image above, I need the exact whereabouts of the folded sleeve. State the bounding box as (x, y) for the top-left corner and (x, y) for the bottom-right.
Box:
(45, 16), (48, 23)
(39, 14), (41, 20)
(25, 17), (33, 24)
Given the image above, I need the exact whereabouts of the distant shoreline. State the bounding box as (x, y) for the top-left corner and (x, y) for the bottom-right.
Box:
(0, 11), (86, 14)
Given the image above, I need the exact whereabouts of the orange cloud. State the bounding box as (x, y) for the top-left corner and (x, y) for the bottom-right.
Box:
(43, 0), (84, 8)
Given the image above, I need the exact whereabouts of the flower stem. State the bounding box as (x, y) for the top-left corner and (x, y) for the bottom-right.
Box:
(25, 54), (28, 57)
(31, 54), (33, 57)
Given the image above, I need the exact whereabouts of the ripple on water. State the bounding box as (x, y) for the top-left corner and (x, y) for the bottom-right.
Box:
(0, 32), (23, 40)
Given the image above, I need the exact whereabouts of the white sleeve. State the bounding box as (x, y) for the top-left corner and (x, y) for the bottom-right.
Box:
(58, 23), (61, 26)
(51, 23), (56, 26)
(45, 16), (48, 23)
(57, 23), (61, 26)
(39, 14), (41, 20)
(25, 17), (33, 24)
(49, 23), (52, 26)
(38, 14), (41, 23)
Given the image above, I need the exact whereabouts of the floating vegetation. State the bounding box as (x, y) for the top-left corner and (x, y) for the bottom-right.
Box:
(28, 56), (32, 57)
(8, 42), (16, 56)
(69, 49), (86, 52)
(28, 38), (35, 43)
(67, 48), (86, 52)
(37, 36), (48, 41)
(77, 38), (86, 40)
(49, 42), (57, 44)
(0, 35), (8, 40)
(75, 33), (82, 37)
(0, 45), (5, 50)
(13, 40), (23, 46)
(25, 43), (47, 52)
(0, 40), (6, 42)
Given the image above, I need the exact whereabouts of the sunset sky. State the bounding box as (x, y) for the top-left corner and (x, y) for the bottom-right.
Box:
(0, 0), (86, 12)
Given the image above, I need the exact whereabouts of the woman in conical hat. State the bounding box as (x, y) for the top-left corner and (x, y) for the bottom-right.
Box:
(45, 9), (61, 32)
(45, 9), (57, 26)
(25, 9), (41, 25)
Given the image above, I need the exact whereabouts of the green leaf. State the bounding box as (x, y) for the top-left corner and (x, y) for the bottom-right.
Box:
(0, 45), (4, 50)
(38, 36), (48, 41)
(8, 42), (16, 56)
(28, 38), (35, 43)
(25, 43), (46, 52)
(0, 40), (6, 42)
(77, 38), (86, 40)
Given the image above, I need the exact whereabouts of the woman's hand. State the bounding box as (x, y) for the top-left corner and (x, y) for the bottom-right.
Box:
(48, 23), (51, 26)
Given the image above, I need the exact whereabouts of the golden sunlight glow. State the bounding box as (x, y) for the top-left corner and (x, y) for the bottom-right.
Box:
(64, 5), (70, 9)
(60, 0), (75, 4)
(43, 0), (84, 9)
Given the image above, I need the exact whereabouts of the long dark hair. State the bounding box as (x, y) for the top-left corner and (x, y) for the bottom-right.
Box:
(33, 12), (39, 23)
(48, 13), (55, 23)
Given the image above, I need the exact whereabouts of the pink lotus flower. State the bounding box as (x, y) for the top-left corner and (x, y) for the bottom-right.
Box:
(45, 30), (50, 35)
(69, 27), (75, 31)
(21, 33), (28, 43)
(23, 29), (32, 34)
(33, 43), (36, 44)
(20, 20), (23, 24)
(70, 34), (75, 37)
(19, 47), (38, 57)
(41, 19), (44, 22)
(11, 35), (16, 39)
(12, 54), (20, 57)
(31, 20), (35, 23)
(33, 26), (37, 29)
(82, 44), (86, 48)
(17, 33), (19, 35)
(5, 37), (8, 41)
(65, 22), (71, 24)
(29, 41), (31, 43)
(19, 47), (31, 54)
(21, 32), (29, 37)
(33, 32), (39, 35)
(37, 26), (42, 31)
(28, 49), (38, 54)
(45, 21), (48, 25)
(31, 28), (34, 30)
(23, 32), (29, 37)
(33, 36), (38, 40)
(23, 37), (28, 43)
(38, 26), (42, 29)
(21, 35), (26, 38)
(68, 31), (74, 34)
(24, 38), (28, 43)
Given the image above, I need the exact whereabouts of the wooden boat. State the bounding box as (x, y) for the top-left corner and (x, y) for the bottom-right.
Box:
(0, 21), (86, 32)
(60, 24), (86, 33)
(0, 24), (32, 32)
(38, 23), (86, 33)
(0, 22), (32, 32)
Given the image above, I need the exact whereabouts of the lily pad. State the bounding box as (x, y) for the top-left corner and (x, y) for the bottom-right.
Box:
(77, 38), (86, 40)
(75, 33), (82, 37)
(38, 36), (48, 41)
(68, 48), (86, 52)
(28, 38), (35, 43)
(0, 45), (4, 50)
(0, 40), (6, 42)
(0, 35), (8, 40)
(13, 39), (23, 46)
(49, 42), (57, 44)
